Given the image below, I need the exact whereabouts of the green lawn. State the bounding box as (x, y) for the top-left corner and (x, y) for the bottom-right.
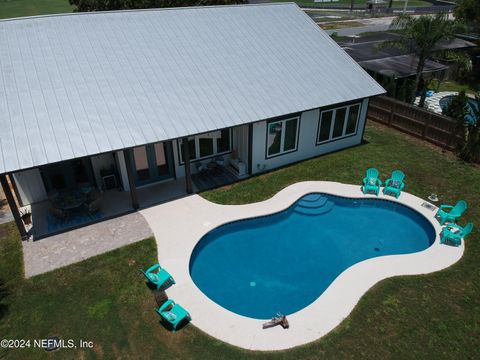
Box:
(0, 0), (73, 20)
(1, 123), (480, 359)
(429, 79), (479, 96)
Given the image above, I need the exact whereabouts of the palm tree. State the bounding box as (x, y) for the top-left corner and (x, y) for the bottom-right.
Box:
(380, 13), (460, 107)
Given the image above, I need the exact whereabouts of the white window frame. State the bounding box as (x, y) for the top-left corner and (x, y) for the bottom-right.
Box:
(178, 129), (232, 164)
(316, 103), (361, 145)
(265, 116), (300, 159)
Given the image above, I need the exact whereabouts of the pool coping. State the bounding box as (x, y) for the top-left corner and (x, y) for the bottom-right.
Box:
(140, 181), (464, 351)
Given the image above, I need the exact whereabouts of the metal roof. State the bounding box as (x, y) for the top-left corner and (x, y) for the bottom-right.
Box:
(0, 3), (384, 174)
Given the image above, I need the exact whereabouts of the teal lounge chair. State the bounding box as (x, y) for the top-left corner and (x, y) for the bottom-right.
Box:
(362, 168), (382, 195)
(142, 263), (175, 290)
(440, 222), (473, 247)
(435, 200), (467, 225)
(383, 170), (405, 198)
(156, 299), (191, 332)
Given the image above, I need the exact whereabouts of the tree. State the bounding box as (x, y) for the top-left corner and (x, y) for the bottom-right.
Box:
(69, 0), (247, 12)
(454, 0), (480, 32)
(380, 13), (461, 107)
(444, 91), (480, 163)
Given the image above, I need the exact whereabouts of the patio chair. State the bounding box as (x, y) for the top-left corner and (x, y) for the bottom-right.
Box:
(196, 162), (207, 173)
(84, 189), (102, 215)
(141, 263), (175, 290)
(435, 200), (467, 225)
(156, 299), (191, 332)
(383, 170), (405, 198)
(49, 205), (66, 221)
(440, 222), (473, 247)
(362, 168), (382, 195)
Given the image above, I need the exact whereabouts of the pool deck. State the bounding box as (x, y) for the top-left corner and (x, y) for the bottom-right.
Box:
(140, 181), (464, 351)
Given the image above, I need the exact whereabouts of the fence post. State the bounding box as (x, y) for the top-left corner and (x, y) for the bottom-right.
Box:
(388, 101), (396, 127)
(422, 112), (432, 140)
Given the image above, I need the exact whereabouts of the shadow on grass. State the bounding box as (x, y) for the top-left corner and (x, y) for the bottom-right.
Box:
(0, 277), (9, 319)
(149, 287), (192, 333)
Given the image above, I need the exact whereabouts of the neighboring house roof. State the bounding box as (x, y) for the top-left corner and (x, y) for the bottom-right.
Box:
(358, 55), (449, 79)
(342, 33), (477, 63)
(0, 3), (384, 175)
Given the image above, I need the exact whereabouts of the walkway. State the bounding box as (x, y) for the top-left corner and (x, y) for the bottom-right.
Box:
(140, 181), (463, 351)
(23, 212), (152, 277)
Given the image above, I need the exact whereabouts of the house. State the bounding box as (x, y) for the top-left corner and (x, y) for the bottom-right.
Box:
(0, 3), (384, 239)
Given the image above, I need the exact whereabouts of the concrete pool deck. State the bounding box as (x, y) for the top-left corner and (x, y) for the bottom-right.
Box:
(140, 181), (464, 351)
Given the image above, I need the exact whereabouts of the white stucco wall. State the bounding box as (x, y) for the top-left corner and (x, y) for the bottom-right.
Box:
(12, 168), (48, 205)
(251, 98), (369, 175)
(115, 151), (130, 192)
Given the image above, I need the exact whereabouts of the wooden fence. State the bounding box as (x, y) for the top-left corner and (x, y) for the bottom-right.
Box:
(368, 96), (462, 151)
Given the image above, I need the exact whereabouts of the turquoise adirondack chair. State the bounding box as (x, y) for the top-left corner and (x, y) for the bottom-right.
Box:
(440, 222), (474, 247)
(141, 263), (175, 290)
(156, 299), (192, 332)
(362, 168), (382, 195)
(383, 170), (405, 198)
(435, 200), (467, 225)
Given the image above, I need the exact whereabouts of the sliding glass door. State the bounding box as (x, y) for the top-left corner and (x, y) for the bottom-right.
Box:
(131, 141), (174, 186)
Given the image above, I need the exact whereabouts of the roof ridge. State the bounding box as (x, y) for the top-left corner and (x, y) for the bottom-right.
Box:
(0, 2), (298, 23)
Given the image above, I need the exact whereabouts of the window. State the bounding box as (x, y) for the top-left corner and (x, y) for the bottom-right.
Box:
(346, 104), (360, 135)
(179, 129), (232, 163)
(317, 103), (361, 144)
(266, 117), (299, 158)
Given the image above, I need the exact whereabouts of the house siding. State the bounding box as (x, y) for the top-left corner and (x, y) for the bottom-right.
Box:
(12, 169), (48, 205)
(251, 98), (369, 175)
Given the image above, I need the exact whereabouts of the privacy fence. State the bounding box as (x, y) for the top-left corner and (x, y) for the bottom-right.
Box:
(368, 96), (462, 151)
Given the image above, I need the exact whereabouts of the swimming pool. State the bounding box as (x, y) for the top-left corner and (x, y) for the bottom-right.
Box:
(189, 193), (436, 319)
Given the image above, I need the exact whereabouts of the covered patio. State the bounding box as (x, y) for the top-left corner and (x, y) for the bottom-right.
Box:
(26, 178), (189, 239)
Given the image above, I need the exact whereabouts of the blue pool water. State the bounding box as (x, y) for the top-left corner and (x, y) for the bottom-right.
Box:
(189, 194), (436, 319)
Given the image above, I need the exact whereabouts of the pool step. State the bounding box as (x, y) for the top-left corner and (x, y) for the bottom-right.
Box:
(300, 194), (324, 203)
(297, 196), (328, 209)
(294, 200), (334, 216)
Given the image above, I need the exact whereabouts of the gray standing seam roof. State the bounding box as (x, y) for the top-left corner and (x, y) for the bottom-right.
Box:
(0, 3), (384, 175)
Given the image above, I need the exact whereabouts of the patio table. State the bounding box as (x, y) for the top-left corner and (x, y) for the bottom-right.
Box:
(54, 189), (86, 211)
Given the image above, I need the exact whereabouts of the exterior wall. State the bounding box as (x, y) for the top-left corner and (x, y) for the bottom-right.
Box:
(115, 151), (130, 192)
(232, 125), (249, 169)
(12, 168), (48, 205)
(251, 98), (369, 175)
(90, 153), (116, 190)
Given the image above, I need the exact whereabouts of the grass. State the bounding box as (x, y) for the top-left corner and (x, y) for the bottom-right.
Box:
(1, 123), (479, 358)
(430, 80), (479, 96)
(0, 0), (73, 20)
(320, 20), (365, 30)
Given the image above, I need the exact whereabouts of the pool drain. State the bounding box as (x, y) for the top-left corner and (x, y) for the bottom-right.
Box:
(250, 281), (256, 287)
(374, 247), (380, 252)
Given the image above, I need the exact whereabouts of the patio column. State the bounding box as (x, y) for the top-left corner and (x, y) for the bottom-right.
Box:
(248, 123), (253, 175)
(182, 137), (193, 194)
(0, 174), (28, 240)
(123, 149), (139, 210)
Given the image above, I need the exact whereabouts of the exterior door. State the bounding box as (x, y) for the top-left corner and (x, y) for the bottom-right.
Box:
(131, 142), (174, 186)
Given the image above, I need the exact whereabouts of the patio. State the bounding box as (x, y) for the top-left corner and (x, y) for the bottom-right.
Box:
(26, 178), (190, 239)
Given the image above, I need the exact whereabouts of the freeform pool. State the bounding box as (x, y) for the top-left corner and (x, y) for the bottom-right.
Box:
(189, 193), (436, 319)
